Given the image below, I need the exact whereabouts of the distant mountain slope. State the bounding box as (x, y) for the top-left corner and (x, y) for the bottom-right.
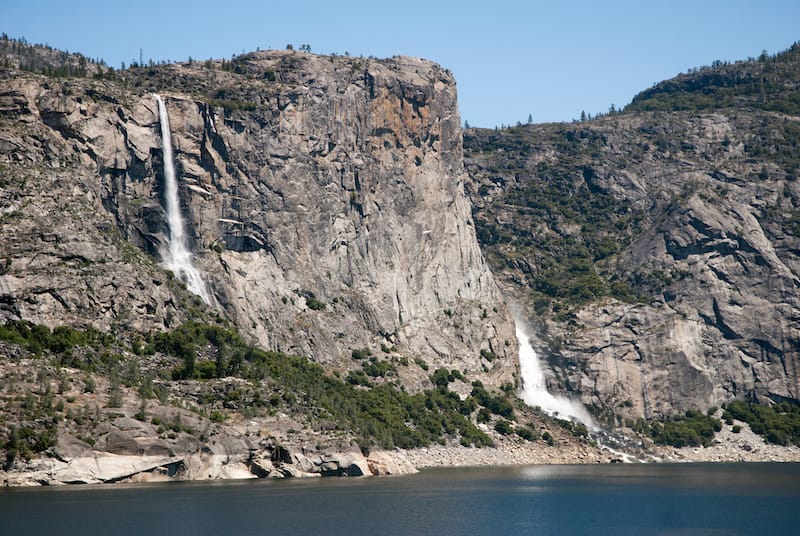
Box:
(627, 42), (800, 115)
(0, 33), (108, 77)
(466, 43), (800, 424)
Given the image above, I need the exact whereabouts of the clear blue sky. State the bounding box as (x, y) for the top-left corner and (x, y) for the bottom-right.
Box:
(2, 1), (798, 126)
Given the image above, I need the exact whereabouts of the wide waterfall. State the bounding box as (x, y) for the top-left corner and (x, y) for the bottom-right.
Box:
(155, 95), (210, 304)
(516, 318), (597, 430)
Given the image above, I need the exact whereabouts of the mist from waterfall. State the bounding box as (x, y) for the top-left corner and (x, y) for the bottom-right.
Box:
(515, 319), (597, 430)
(155, 95), (210, 304)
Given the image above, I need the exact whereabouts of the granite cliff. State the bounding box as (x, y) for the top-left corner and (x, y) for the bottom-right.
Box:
(0, 40), (536, 484)
(465, 44), (800, 425)
(0, 45), (516, 387)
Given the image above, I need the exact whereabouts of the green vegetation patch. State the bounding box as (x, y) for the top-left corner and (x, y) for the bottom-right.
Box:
(626, 43), (800, 116)
(647, 409), (722, 448)
(3, 424), (57, 469)
(0, 320), (115, 362)
(470, 381), (515, 420)
(465, 128), (646, 313)
(723, 400), (800, 446)
(1, 319), (500, 451)
(231, 352), (494, 449)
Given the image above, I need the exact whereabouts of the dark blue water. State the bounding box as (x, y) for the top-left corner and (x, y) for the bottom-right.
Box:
(1, 463), (798, 535)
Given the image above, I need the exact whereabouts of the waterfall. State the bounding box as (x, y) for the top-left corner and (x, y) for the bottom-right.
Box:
(155, 95), (210, 304)
(516, 318), (597, 430)
(515, 315), (651, 461)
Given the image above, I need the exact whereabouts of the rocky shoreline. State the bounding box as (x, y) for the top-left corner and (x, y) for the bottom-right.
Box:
(5, 419), (798, 487)
(398, 432), (800, 470)
(2, 353), (797, 488)
(400, 436), (612, 468)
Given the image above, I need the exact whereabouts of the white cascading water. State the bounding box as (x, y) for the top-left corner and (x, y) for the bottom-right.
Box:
(516, 318), (649, 462)
(516, 319), (597, 430)
(155, 95), (210, 304)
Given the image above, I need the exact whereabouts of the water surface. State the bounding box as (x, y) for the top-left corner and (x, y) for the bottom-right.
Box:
(1, 463), (797, 535)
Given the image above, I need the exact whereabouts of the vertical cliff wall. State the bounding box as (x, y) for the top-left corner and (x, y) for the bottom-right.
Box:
(0, 51), (517, 388)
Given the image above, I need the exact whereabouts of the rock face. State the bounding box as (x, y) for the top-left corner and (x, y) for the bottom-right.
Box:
(465, 106), (800, 419)
(2, 414), (416, 486)
(0, 73), (185, 334)
(0, 49), (516, 387)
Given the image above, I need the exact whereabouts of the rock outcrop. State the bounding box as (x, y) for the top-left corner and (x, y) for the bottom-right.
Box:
(0, 49), (516, 388)
(3, 424), (417, 486)
(466, 107), (800, 420)
(0, 355), (419, 486)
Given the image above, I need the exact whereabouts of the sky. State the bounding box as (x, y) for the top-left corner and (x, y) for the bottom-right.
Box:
(2, 1), (799, 127)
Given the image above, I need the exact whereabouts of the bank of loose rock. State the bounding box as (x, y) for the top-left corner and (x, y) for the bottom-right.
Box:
(654, 416), (800, 463)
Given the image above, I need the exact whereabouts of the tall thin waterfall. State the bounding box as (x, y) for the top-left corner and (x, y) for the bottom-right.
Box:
(155, 95), (210, 304)
(516, 318), (597, 430)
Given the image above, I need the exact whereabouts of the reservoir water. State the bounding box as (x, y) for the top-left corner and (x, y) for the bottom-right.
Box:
(2, 463), (798, 535)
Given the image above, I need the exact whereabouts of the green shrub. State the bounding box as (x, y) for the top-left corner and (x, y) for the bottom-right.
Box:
(195, 360), (217, 380)
(459, 396), (477, 415)
(362, 358), (395, 378)
(351, 348), (372, 360)
(134, 401), (147, 421)
(722, 410), (735, 425)
(480, 349), (497, 361)
(431, 368), (452, 388)
(108, 382), (123, 408)
(494, 419), (513, 435)
(83, 376), (96, 393)
(346, 370), (372, 387)
(516, 426), (539, 441)
(471, 384), (515, 419)
(306, 296), (326, 311)
(555, 418), (589, 438)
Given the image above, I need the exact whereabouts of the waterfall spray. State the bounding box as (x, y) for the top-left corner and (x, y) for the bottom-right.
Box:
(515, 318), (597, 430)
(515, 317), (652, 462)
(155, 95), (210, 304)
